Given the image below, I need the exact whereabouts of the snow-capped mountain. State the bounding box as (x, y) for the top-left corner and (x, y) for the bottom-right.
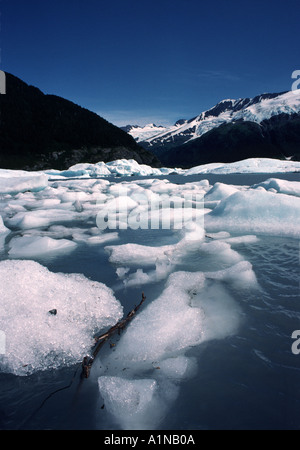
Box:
(121, 123), (171, 143)
(125, 90), (300, 151)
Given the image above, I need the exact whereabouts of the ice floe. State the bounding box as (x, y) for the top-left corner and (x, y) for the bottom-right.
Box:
(185, 157), (300, 175)
(0, 259), (123, 375)
(205, 188), (300, 239)
(0, 215), (9, 234)
(45, 159), (184, 179)
(0, 171), (48, 194)
(252, 178), (300, 197)
(8, 235), (77, 258)
(97, 261), (252, 429)
(0, 158), (298, 429)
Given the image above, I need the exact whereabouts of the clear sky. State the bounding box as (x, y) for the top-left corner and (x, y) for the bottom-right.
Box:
(1, 0), (299, 126)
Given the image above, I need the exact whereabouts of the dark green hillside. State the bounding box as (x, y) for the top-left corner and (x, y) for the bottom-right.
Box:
(0, 73), (160, 170)
(162, 117), (300, 168)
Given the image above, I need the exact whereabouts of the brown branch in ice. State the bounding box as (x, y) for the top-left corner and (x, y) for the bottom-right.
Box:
(81, 292), (147, 378)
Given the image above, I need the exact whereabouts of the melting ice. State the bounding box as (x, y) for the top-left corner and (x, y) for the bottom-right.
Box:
(0, 158), (299, 429)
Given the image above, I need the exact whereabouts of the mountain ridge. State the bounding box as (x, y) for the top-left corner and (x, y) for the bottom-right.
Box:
(123, 90), (300, 167)
(0, 72), (160, 170)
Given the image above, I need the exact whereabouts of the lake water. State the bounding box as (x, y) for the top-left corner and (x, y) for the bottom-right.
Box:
(0, 172), (299, 430)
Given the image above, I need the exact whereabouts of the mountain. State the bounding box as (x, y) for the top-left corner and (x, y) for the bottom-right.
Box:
(120, 123), (171, 143)
(168, 116), (300, 168)
(125, 91), (300, 167)
(0, 73), (160, 170)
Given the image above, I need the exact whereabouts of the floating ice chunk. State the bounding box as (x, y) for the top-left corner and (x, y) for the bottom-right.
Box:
(185, 162), (225, 175)
(7, 211), (52, 229)
(205, 189), (300, 238)
(158, 356), (197, 381)
(123, 268), (153, 287)
(0, 260), (123, 375)
(3, 202), (27, 216)
(8, 235), (77, 258)
(22, 225), (87, 241)
(148, 179), (181, 194)
(97, 267), (244, 429)
(67, 162), (112, 177)
(112, 269), (242, 364)
(0, 215), (9, 234)
(204, 183), (245, 209)
(199, 240), (243, 265)
(190, 282), (241, 342)
(116, 267), (130, 279)
(205, 260), (258, 289)
(122, 258), (173, 287)
(86, 233), (119, 245)
(205, 182), (239, 202)
(206, 231), (231, 239)
(98, 377), (159, 430)
(219, 235), (259, 245)
(59, 190), (93, 203)
(106, 223), (204, 268)
(6, 208), (81, 230)
(45, 168), (89, 178)
(185, 158), (300, 175)
(0, 216), (10, 251)
(104, 195), (138, 212)
(49, 159), (186, 178)
(106, 242), (174, 267)
(252, 178), (300, 198)
(108, 271), (206, 363)
(0, 172), (48, 194)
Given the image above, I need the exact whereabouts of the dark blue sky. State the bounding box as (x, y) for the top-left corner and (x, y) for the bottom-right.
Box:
(1, 0), (299, 126)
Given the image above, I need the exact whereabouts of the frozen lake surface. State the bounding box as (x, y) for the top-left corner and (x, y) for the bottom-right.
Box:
(0, 170), (299, 430)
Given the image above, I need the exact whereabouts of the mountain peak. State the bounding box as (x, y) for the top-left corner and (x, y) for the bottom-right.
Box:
(125, 89), (300, 149)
